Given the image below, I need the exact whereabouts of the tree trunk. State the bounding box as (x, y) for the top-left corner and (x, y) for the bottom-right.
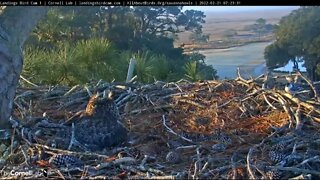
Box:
(0, 7), (48, 129)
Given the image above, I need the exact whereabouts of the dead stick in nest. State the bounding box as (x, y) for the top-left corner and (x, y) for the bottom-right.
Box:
(192, 146), (203, 179)
(20, 75), (39, 87)
(235, 80), (251, 87)
(68, 123), (76, 150)
(116, 93), (135, 106)
(63, 85), (81, 96)
(296, 71), (318, 99)
(231, 153), (237, 180)
(19, 145), (31, 166)
(198, 161), (209, 176)
(297, 156), (320, 166)
(177, 99), (206, 108)
(149, 175), (175, 179)
(127, 104), (173, 115)
(119, 164), (146, 177)
(176, 145), (198, 150)
(33, 143), (110, 159)
(176, 78), (192, 84)
(161, 92), (192, 99)
(141, 167), (165, 176)
(58, 96), (88, 110)
(192, 160), (198, 180)
(162, 115), (194, 143)
(217, 98), (238, 108)
(246, 129), (281, 179)
(246, 147), (257, 179)
(53, 169), (66, 180)
(268, 166), (320, 176)
(263, 94), (277, 110)
(209, 164), (238, 174)
(294, 105), (303, 131)
(276, 95), (295, 128)
(164, 82), (183, 92)
(236, 67), (254, 85)
(279, 91), (320, 115)
(138, 155), (149, 171)
(96, 157), (136, 170)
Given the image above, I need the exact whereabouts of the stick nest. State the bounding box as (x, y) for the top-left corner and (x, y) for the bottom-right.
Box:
(1, 72), (320, 179)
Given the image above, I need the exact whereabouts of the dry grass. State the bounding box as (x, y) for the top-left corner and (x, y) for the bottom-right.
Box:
(176, 9), (294, 44)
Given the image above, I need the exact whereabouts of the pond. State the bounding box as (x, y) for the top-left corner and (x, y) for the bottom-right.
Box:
(200, 42), (271, 79)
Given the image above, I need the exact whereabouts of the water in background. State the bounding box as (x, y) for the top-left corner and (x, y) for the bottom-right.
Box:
(201, 42), (271, 79)
(274, 60), (306, 72)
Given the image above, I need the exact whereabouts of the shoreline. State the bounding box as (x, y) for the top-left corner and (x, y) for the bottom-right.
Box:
(182, 39), (273, 54)
(201, 41), (271, 79)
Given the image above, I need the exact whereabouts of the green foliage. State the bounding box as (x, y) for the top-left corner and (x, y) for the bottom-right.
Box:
(222, 29), (237, 38)
(133, 50), (170, 83)
(265, 7), (320, 80)
(151, 54), (170, 81)
(255, 18), (266, 26)
(184, 52), (218, 81)
(197, 63), (218, 80)
(133, 7), (205, 37)
(27, 6), (207, 51)
(264, 43), (293, 69)
(190, 29), (210, 43)
(180, 10), (206, 31)
(183, 60), (218, 81)
(71, 38), (128, 83)
(26, 7), (102, 49)
(243, 18), (274, 36)
(184, 61), (202, 81)
(23, 40), (178, 85)
(23, 6), (217, 85)
(23, 38), (128, 85)
(133, 51), (155, 83)
(23, 46), (68, 85)
(188, 52), (206, 62)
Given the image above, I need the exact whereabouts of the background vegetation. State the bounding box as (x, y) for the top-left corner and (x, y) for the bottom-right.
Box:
(22, 6), (218, 86)
(264, 6), (320, 81)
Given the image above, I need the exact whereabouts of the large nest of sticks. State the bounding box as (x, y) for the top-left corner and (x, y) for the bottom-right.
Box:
(1, 71), (320, 179)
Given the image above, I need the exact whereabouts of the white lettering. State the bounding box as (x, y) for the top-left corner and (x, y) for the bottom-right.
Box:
(10, 170), (33, 177)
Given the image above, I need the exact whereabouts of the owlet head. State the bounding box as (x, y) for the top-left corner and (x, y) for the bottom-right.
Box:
(103, 89), (113, 100)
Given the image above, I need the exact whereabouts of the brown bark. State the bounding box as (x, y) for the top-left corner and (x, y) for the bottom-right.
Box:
(0, 7), (48, 129)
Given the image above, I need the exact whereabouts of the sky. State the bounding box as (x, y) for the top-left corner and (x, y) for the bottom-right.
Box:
(183, 6), (300, 12)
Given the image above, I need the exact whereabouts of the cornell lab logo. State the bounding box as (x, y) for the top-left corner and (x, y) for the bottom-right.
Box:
(0, 169), (47, 177)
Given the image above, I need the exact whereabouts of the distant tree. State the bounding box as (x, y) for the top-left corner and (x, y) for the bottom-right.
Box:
(189, 29), (210, 43)
(264, 7), (320, 80)
(244, 18), (275, 34)
(26, 7), (102, 49)
(29, 6), (207, 52)
(24, 6), (216, 84)
(264, 24), (275, 32)
(255, 18), (267, 39)
(256, 18), (266, 26)
(132, 7), (204, 37)
(222, 29), (237, 38)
